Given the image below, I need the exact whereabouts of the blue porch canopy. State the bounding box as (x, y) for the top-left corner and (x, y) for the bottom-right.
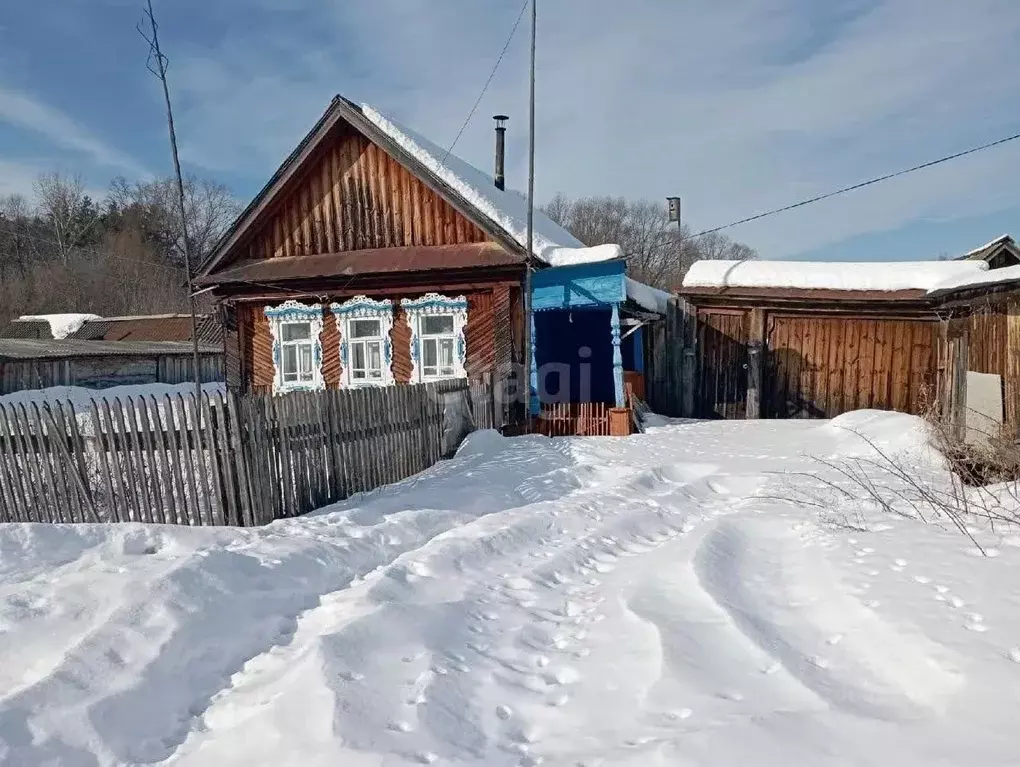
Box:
(529, 260), (629, 414)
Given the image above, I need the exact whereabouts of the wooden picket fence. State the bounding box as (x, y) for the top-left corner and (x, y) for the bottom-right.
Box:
(0, 377), (496, 526)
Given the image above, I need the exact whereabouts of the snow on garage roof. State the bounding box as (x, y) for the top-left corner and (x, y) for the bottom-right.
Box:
(681, 259), (988, 293)
(17, 313), (100, 340)
(361, 104), (623, 269)
(927, 262), (1020, 295)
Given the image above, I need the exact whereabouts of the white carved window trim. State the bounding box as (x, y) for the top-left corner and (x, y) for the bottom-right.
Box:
(401, 293), (468, 383)
(265, 300), (325, 394)
(330, 296), (395, 388)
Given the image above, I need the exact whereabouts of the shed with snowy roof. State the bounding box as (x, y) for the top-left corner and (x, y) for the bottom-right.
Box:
(196, 96), (666, 434)
(662, 245), (1020, 434)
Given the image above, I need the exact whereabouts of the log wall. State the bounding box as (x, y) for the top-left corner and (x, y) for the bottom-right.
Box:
(237, 286), (515, 394)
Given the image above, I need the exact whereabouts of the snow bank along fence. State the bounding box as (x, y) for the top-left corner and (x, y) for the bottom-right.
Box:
(0, 377), (496, 526)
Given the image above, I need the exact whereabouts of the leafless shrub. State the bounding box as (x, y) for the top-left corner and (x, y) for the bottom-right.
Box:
(771, 415), (1020, 555)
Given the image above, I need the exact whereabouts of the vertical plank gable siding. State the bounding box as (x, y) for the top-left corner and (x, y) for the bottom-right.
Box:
(766, 315), (936, 419)
(968, 301), (1020, 434)
(243, 129), (488, 261)
(0, 380), (495, 526)
(680, 307), (941, 421)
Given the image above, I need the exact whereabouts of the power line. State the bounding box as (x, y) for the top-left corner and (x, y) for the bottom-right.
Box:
(691, 129), (1020, 239)
(440, 0), (530, 164)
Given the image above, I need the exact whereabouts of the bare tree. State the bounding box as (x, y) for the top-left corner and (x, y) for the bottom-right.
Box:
(543, 194), (758, 290)
(0, 193), (38, 274)
(108, 174), (240, 265)
(33, 172), (100, 265)
(694, 230), (758, 262)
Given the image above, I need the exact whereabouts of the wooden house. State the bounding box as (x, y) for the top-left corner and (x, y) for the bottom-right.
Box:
(196, 96), (666, 434)
(659, 245), (1020, 435)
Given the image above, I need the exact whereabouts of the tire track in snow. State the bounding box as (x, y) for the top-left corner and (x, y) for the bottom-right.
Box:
(168, 459), (723, 766)
(692, 516), (965, 720)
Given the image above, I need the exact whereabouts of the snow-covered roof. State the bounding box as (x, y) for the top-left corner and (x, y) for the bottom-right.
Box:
(17, 313), (100, 340)
(960, 233), (1014, 259)
(361, 105), (623, 269)
(928, 262), (1020, 295)
(681, 260), (988, 293)
(625, 278), (672, 313)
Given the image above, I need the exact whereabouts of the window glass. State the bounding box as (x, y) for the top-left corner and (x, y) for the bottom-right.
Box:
(351, 319), (381, 339)
(299, 345), (313, 379)
(422, 315), (454, 335)
(439, 338), (454, 370)
(283, 345), (298, 381)
(423, 338), (438, 368)
(281, 322), (311, 342)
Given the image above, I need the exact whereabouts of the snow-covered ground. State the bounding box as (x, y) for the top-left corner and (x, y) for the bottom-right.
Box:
(1, 412), (1019, 766)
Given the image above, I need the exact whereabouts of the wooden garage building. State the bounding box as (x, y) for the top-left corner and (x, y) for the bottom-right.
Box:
(654, 237), (1020, 435)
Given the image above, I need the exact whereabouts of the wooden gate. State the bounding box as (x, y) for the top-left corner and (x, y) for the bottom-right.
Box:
(696, 309), (749, 419)
(765, 315), (937, 418)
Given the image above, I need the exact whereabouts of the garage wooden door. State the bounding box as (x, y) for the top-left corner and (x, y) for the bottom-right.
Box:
(765, 315), (937, 419)
(697, 310), (749, 419)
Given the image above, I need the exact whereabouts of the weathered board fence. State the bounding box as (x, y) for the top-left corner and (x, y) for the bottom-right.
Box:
(0, 377), (496, 526)
(648, 297), (944, 421)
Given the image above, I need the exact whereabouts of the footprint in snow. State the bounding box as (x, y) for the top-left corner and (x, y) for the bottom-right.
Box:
(389, 721), (413, 733)
(669, 708), (693, 721)
(965, 614), (988, 632)
(935, 585), (949, 594)
(416, 752), (438, 764)
(913, 575), (931, 585)
(545, 667), (580, 686)
(808, 656), (830, 669)
(496, 704), (513, 720)
(894, 558), (908, 567)
(827, 634), (844, 645)
(1008, 648), (1020, 664)
(548, 693), (570, 707)
(949, 596), (966, 609)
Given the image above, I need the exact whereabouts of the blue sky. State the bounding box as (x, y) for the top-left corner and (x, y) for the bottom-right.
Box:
(0, 0), (1018, 261)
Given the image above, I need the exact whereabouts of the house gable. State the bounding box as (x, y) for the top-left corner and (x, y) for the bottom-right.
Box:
(241, 125), (491, 263)
(201, 98), (526, 277)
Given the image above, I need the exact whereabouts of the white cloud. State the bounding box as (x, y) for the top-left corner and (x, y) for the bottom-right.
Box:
(169, 0), (1020, 258)
(0, 87), (149, 177)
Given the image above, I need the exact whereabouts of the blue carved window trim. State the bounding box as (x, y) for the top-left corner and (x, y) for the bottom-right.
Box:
(329, 295), (395, 387)
(264, 300), (325, 394)
(400, 293), (469, 382)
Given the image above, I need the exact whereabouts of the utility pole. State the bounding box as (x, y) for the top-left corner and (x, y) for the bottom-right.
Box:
(140, 0), (203, 404)
(523, 0), (537, 422)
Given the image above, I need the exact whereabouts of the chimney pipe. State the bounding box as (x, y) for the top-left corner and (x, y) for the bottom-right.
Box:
(493, 114), (508, 191)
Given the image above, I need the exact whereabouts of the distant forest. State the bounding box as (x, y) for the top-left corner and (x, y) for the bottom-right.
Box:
(0, 172), (239, 325)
